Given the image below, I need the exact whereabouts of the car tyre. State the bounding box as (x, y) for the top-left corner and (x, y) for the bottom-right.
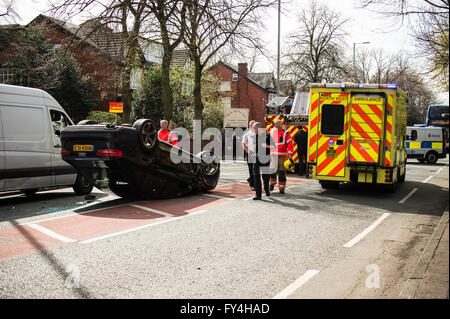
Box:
(77, 120), (98, 125)
(22, 188), (38, 197)
(73, 173), (94, 195)
(425, 151), (438, 164)
(319, 181), (339, 189)
(133, 119), (157, 153)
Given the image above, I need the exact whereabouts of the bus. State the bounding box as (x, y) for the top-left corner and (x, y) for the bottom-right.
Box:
(426, 104), (449, 127)
(426, 104), (449, 153)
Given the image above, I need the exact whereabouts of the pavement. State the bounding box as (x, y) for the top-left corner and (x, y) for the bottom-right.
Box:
(400, 207), (449, 299)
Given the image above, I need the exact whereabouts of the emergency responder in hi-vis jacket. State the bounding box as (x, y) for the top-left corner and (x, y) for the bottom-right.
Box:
(158, 120), (178, 146)
(269, 119), (294, 194)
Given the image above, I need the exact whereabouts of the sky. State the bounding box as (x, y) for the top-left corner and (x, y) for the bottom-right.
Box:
(5, 0), (449, 102)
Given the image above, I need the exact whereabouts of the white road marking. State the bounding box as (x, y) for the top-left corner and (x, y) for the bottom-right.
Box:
(80, 210), (209, 244)
(399, 188), (419, 204)
(131, 204), (174, 217)
(26, 224), (75, 243)
(436, 167), (444, 174)
(343, 213), (391, 248)
(273, 270), (320, 299)
(422, 176), (433, 183)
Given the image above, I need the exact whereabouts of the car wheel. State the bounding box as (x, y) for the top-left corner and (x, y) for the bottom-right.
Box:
(77, 120), (97, 125)
(425, 151), (438, 164)
(22, 188), (38, 197)
(73, 174), (94, 195)
(133, 119), (157, 152)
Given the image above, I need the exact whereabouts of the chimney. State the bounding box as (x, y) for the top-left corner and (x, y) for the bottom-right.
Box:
(238, 63), (248, 77)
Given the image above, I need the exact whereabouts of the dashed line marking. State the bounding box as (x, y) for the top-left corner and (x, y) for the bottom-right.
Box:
(343, 213), (391, 248)
(399, 188), (418, 204)
(273, 270), (320, 299)
(422, 176), (433, 183)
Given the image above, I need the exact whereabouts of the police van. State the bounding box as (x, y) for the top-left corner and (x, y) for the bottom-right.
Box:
(406, 126), (447, 164)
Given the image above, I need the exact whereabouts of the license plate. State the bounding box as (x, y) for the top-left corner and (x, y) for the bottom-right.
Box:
(326, 149), (337, 158)
(73, 145), (93, 152)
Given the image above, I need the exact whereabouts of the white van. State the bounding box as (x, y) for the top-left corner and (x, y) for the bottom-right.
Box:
(0, 84), (93, 196)
(406, 126), (447, 164)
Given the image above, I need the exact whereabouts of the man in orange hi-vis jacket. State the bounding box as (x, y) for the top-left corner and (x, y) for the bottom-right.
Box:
(269, 119), (293, 194)
(158, 120), (178, 146)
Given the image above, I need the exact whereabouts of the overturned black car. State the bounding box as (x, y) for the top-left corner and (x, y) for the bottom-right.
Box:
(60, 119), (220, 199)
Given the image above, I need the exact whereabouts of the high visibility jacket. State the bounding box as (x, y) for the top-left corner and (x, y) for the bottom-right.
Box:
(158, 129), (178, 146)
(270, 128), (293, 158)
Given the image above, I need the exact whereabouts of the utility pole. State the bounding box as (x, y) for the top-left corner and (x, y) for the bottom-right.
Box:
(277, 0), (281, 96)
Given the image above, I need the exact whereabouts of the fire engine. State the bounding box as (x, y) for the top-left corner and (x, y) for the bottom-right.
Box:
(265, 93), (309, 171)
(307, 83), (408, 191)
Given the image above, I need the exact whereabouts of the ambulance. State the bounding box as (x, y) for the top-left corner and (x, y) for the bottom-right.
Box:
(307, 83), (408, 191)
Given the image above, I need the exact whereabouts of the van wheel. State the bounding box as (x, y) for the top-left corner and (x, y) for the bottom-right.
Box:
(133, 119), (157, 153)
(425, 151), (438, 164)
(22, 189), (38, 197)
(320, 181), (339, 189)
(73, 174), (93, 195)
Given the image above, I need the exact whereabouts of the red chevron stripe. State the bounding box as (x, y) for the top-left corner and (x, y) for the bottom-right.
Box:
(350, 140), (376, 162)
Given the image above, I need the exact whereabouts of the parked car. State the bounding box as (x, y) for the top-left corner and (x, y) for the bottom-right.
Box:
(0, 84), (93, 196)
(60, 119), (220, 199)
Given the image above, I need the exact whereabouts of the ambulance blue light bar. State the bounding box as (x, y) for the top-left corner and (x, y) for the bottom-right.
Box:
(309, 83), (399, 89)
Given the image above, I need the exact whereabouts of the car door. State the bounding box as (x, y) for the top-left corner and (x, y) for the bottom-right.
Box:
(49, 109), (77, 186)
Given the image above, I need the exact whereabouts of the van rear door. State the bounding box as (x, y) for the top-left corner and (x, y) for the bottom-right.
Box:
(349, 94), (384, 165)
(314, 92), (350, 178)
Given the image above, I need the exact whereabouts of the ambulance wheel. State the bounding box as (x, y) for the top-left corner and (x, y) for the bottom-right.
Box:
(133, 119), (157, 153)
(320, 181), (339, 189)
(384, 182), (397, 192)
(425, 151), (438, 164)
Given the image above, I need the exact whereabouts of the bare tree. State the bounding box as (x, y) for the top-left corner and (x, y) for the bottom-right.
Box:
(282, 0), (349, 91)
(182, 0), (276, 124)
(143, 0), (187, 123)
(359, 0), (449, 89)
(0, 0), (17, 22)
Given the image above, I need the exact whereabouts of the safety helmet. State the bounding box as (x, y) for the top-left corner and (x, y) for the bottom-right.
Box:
(284, 158), (295, 171)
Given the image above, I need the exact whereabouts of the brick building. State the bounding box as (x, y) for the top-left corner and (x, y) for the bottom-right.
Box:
(209, 61), (294, 126)
(0, 15), (123, 111)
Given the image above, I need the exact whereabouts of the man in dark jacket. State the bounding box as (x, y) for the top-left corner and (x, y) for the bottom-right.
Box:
(294, 125), (308, 176)
(251, 122), (275, 200)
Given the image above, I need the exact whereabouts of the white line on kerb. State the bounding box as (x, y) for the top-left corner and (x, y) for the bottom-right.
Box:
(80, 210), (209, 244)
(27, 224), (75, 243)
(399, 188), (419, 204)
(273, 270), (320, 299)
(422, 176), (433, 183)
(343, 213), (391, 248)
(437, 167), (444, 174)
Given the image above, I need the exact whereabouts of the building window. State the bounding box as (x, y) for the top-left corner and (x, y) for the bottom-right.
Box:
(0, 68), (15, 84)
(221, 97), (232, 109)
(219, 81), (231, 91)
(232, 73), (238, 81)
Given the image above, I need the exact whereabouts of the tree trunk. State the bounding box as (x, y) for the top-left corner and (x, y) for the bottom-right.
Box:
(193, 59), (203, 121)
(161, 51), (173, 121)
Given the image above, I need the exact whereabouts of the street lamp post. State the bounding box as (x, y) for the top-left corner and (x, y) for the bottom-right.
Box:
(353, 41), (370, 81)
(277, 0), (281, 96)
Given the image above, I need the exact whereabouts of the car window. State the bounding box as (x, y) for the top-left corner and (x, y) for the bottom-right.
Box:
(50, 110), (72, 134)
